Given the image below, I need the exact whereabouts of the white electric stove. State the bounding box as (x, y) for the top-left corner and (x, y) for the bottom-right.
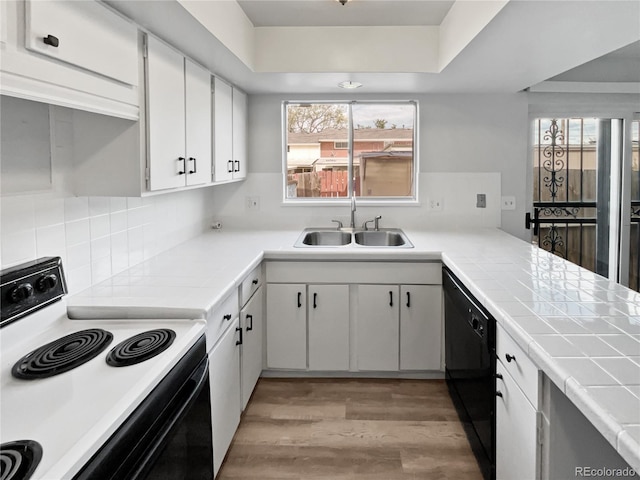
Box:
(0, 258), (212, 480)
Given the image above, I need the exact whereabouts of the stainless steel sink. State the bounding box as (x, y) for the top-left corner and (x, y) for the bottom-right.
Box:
(295, 229), (352, 247)
(354, 229), (413, 247)
(294, 228), (413, 248)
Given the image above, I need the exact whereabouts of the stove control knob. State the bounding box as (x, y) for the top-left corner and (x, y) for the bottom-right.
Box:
(8, 283), (34, 303)
(36, 274), (58, 292)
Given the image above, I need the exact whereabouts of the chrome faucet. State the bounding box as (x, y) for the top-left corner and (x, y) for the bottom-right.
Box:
(350, 193), (356, 228)
(362, 215), (382, 231)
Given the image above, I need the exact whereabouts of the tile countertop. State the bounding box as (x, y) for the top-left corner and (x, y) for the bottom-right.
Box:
(67, 227), (640, 471)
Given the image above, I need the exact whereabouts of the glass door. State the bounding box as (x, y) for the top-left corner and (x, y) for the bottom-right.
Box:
(527, 117), (625, 282)
(629, 119), (640, 290)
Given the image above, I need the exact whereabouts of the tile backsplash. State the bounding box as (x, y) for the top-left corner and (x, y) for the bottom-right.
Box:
(1, 190), (213, 294)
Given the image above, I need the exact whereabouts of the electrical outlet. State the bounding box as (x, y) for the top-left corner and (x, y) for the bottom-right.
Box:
(476, 194), (486, 208)
(501, 196), (516, 210)
(246, 196), (260, 211)
(427, 198), (443, 211)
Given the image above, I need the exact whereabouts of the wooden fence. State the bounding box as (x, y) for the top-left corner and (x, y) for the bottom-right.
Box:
(289, 171), (350, 198)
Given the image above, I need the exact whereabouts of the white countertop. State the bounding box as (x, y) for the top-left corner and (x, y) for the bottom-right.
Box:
(67, 227), (640, 471)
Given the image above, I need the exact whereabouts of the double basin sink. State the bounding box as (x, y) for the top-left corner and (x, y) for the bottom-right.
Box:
(294, 228), (413, 248)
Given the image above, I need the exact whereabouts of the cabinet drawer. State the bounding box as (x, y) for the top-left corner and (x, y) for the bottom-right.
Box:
(496, 325), (539, 408)
(266, 261), (441, 284)
(240, 265), (263, 307)
(25, 0), (138, 86)
(206, 289), (239, 351)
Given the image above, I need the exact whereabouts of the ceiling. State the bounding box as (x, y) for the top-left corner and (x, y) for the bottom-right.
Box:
(105, 0), (640, 95)
(236, 0), (455, 27)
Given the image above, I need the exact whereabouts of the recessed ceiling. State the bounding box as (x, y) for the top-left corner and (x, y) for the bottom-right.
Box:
(237, 0), (455, 27)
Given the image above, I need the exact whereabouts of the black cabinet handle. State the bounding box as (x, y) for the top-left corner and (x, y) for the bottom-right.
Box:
(297, 292), (302, 308)
(495, 373), (503, 380)
(389, 291), (393, 307)
(223, 314), (232, 321)
(178, 157), (186, 175)
(252, 279), (259, 285)
(236, 326), (243, 346)
(246, 314), (253, 331)
(188, 157), (197, 174)
(406, 291), (411, 308)
(313, 292), (318, 309)
(234, 160), (240, 172)
(43, 34), (59, 47)
(227, 160), (233, 173)
(505, 353), (516, 363)
(496, 391), (503, 398)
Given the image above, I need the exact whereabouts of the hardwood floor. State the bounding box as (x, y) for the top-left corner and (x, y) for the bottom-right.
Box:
(217, 378), (484, 480)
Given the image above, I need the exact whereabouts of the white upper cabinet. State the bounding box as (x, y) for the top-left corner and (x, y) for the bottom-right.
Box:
(146, 36), (212, 191)
(213, 77), (247, 182)
(1, 0), (139, 119)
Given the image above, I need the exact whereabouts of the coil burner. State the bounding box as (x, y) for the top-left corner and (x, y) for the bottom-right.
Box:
(12, 329), (113, 380)
(106, 329), (176, 367)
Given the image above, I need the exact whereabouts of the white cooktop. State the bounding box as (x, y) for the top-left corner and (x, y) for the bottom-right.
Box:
(0, 299), (205, 480)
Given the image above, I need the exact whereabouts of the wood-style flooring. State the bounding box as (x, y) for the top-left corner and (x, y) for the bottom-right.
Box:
(217, 378), (483, 480)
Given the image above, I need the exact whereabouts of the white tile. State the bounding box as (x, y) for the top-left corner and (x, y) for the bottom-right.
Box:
(1, 195), (36, 233)
(89, 197), (111, 216)
(625, 386), (640, 399)
(91, 257), (112, 285)
(36, 224), (66, 258)
(66, 242), (91, 270)
(564, 335), (625, 357)
(510, 316), (557, 334)
(90, 214), (110, 240)
(531, 334), (585, 357)
(128, 226), (144, 267)
(599, 335), (640, 356)
(110, 197), (127, 213)
(90, 236), (111, 261)
(34, 197), (65, 228)
(65, 219), (90, 246)
(64, 197), (89, 222)
(127, 207), (146, 229)
(66, 265), (92, 294)
(544, 316), (589, 334)
(606, 317), (640, 335)
(110, 231), (129, 275)
(555, 358), (619, 387)
(572, 316), (627, 334)
(1, 230), (37, 267)
(110, 211), (127, 234)
(127, 197), (143, 209)
(594, 358), (640, 385)
(584, 386), (640, 425)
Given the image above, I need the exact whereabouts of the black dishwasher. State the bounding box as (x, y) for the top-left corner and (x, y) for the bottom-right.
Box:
(443, 267), (496, 480)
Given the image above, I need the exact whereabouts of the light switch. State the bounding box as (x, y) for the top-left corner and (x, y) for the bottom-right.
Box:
(476, 194), (486, 208)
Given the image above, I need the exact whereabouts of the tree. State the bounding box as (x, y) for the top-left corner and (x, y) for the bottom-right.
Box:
(374, 119), (388, 129)
(287, 104), (348, 133)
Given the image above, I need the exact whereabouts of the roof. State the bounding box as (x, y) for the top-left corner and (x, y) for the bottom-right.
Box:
(287, 128), (413, 144)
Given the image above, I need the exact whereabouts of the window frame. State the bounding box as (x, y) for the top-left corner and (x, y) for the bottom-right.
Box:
(282, 100), (419, 205)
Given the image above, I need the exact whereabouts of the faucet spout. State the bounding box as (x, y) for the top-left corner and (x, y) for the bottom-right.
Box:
(350, 193), (356, 228)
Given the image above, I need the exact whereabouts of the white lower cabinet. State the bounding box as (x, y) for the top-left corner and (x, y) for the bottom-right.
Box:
(210, 317), (241, 476)
(266, 284), (307, 369)
(496, 362), (538, 480)
(356, 285), (400, 371)
(308, 284), (350, 371)
(495, 324), (540, 480)
(400, 285), (442, 371)
(240, 286), (263, 410)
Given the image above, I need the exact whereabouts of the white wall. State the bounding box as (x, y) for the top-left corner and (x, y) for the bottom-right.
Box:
(210, 92), (530, 238)
(0, 102), (215, 294)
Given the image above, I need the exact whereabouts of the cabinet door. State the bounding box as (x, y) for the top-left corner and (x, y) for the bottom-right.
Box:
(146, 36), (186, 191)
(25, 0), (138, 86)
(213, 77), (233, 182)
(400, 285), (442, 370)
(232, 88), (247, 180)
(240, 286), (263, 410)
(266, 284), (307, 369)
(356, 285), (399, 371)
(308, 284), (349, 371)
(184, 59), (212, 186)
(496, 362), (538, 480)
(210, 318), (241, 476)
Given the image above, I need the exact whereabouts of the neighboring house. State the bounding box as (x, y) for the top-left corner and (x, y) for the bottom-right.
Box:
(286, 128), (414, 197)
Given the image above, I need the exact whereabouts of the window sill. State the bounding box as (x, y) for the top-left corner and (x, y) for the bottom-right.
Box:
(282, 199), (421, 207)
